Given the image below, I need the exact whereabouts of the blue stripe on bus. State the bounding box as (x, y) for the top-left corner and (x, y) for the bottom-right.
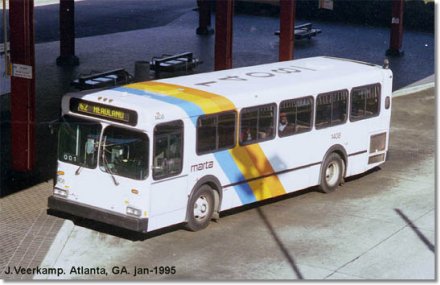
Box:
(214, 151), (257, 204)
(114, 87), (200, 125)
(115, 86), (257, 204)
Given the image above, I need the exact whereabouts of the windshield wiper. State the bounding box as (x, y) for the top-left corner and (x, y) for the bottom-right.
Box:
(101, 146), (119, 186)
(75, 164), (83, 175)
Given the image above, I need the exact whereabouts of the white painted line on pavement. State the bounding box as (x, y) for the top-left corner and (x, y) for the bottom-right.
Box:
(33, 220), (75, 280)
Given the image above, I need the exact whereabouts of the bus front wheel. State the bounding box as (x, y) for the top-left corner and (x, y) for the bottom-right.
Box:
(186, 185), (215, 231)
(319, 153), (344, 193)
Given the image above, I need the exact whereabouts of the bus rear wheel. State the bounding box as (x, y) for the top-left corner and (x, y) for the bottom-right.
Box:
(319, 153), (344, 193)
(186, 185), (215, 231)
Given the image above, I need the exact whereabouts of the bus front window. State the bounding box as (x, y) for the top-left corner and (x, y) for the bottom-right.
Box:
(58, 116), (101, 168)
(99, 126), (149, 180)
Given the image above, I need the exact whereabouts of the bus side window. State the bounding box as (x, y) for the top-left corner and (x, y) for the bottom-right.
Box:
(350, 84), (381, 121)
(153, 120), (184, 180)
(240, 104), (276, 145)
(316, 90), (348, 129)
(279, 96), (313, 137)
(197, 111), (236, 155)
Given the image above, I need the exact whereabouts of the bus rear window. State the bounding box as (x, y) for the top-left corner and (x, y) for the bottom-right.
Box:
(350, 84), (381, 121)
(315, 90), (348, 129)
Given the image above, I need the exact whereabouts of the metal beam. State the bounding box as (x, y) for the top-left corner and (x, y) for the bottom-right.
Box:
(57, 0), (79, 65)
(9, 0), (36, 172)
(214, 0), (234, 70)
(386, 0), (404, 56)
(279, 0), (296, 61)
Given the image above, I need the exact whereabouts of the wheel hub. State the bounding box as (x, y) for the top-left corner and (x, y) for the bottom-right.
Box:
(194, 196), (209, 221)
(325, 161), (339, 186)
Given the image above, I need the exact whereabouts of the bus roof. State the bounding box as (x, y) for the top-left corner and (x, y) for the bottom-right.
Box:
(64, 56), (389, 129)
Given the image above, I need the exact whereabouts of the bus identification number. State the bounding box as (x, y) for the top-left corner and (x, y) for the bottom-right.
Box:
(62, 153), (78, 163)
(331, 132), (341, 140)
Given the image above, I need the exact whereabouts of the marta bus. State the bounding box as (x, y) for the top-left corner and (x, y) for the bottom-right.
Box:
(48, 56), (392, 232)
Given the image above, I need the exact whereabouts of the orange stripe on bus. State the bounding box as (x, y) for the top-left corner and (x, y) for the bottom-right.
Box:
(127, 82), (235, 114)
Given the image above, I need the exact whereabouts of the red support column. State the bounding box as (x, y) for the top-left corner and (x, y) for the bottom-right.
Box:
(196, 0), (214, 35)
(214, 0), (234, 70)
(386, 0), (404, 56)
(56, 0), (79, 66)
(9, 0), (36, 172)
(279, 0), (296, 61)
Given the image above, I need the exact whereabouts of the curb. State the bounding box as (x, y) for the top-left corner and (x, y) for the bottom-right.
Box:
(393, 82), (435, 98)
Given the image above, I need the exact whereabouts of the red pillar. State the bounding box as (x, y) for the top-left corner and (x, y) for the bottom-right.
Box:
(9, 0), (36, 172)
(279, 0), (296, 61)
(214, 0), (234, 70)
(386, 0), (404, 56)
(196, 0), (214, 35)
(56, 0), (79, 66)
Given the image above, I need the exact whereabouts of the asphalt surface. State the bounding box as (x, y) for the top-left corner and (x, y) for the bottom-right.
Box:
(33, 0), (196, 43)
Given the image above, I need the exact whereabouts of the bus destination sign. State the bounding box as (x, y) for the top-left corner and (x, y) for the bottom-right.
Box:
(70, 98), (138, 126)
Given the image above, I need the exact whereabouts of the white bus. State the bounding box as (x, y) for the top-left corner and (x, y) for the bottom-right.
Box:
(48, 56), (392, 232)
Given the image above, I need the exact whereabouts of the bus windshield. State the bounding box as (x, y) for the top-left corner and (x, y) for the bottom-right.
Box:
(58, 116), (101, 168)
(99, 126), (149, 180)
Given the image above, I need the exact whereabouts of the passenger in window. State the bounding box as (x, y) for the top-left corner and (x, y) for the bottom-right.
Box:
(241, 127), (253, 142)
(279, 112), (295, 135)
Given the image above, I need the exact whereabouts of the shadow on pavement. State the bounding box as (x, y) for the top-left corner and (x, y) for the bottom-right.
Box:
(394, 208), (435, 254)
(47, 209), (183, 242)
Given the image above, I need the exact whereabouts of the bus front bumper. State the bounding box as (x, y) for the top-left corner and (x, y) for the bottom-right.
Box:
(48, 196), (149, 233)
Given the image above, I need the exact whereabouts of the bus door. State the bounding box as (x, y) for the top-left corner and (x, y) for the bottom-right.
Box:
(149, 120), (188, 229)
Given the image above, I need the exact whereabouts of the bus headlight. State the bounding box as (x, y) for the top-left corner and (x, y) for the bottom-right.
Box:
(126, 206), (141, 217)
(54, 188), (68, 198)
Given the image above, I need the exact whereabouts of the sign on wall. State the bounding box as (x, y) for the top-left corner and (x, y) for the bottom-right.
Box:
(319, 0), (334, 10)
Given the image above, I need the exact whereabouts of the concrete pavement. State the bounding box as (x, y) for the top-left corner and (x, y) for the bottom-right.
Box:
(0, 4), (435, 281)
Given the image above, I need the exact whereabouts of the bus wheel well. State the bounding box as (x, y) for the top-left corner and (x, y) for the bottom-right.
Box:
(323, 145), (347, 178)
(188, 176), (222, 220)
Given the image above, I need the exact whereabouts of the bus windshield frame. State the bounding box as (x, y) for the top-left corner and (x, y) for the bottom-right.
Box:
(58, 115), (150, 180)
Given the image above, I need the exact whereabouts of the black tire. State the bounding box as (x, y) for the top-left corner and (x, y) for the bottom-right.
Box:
(319, 153), (344, 193)
(185, 185), (215, 231)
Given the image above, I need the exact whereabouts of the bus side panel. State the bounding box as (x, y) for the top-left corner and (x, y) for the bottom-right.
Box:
(148, 176), (188, 231)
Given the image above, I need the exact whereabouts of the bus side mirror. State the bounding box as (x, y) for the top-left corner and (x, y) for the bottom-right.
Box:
(48, 118), (61, 135)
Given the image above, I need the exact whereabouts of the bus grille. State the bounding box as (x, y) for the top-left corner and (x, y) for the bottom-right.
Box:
(368, 153), (385, 164)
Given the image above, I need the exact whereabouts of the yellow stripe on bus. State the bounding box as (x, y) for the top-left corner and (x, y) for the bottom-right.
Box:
(230, 144), (286, 200)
